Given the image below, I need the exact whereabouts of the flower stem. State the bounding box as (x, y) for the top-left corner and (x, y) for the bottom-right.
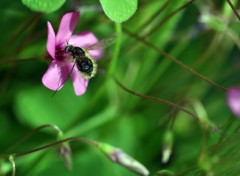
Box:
(107, 23), (122, 77)
(9, 155), (15, 176)
(7, 124), (63, 152)
(14, 137), (97, 158)
(123, 28), (227, 92)
(66, 23), (122, 131)
(226, 0), (240, 21)
(137, 0), (170, 33)
(114, 77), (200, 122)
(143, 0), (196, 38)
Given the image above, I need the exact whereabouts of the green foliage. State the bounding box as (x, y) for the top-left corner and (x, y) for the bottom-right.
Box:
(21, 0), (66, 13)
(1, 0), (240, 176)
(99, 0), (138, 23)
(14, 83), (90, 128)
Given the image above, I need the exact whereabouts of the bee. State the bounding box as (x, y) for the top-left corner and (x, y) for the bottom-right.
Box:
(65, 33), (117, 79)
(65, 46), (97, 79)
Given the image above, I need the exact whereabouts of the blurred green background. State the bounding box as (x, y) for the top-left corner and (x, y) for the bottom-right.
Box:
(1, 0), (240, 175)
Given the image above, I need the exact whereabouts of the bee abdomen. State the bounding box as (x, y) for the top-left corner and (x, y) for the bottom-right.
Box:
(76, 57), (97, 78)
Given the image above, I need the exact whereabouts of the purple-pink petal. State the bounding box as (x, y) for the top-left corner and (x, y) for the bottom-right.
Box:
(47, 22), (56, 59)
(56, 12), (80, 47)
(69, 31), (103, 60)
(227, 87), (240, 117)
(42, 60), (69, 91)
(43, 12), (101, 96)
(67, 63), (89, 96)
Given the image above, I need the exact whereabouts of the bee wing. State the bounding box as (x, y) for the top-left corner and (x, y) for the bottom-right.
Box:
(84, 33), (118, 51)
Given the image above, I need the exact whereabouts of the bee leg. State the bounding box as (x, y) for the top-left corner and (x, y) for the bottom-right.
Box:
(51, 60), (76, 97)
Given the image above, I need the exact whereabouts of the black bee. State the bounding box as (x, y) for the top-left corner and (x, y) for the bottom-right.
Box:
(65, 45), (97, 79)
(65, 33), (117, 79)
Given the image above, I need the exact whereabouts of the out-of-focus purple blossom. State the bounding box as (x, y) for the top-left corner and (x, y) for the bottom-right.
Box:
(227, 87), (240, 117)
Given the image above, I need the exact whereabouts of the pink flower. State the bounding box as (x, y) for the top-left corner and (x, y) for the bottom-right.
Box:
(42, 12), (102, 95)
(227, 87), (240, 117)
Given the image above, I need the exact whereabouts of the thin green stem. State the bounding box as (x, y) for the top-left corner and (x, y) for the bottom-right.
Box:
(211, 115), (234, 154)
(143, 0), (196, 38)
(167, 101), (185, 130)
(137, 0), (170, 33)
(107, 23), (122, 77)
(66, 106), (117, 136)
(194, 33), (224, 67)
(0, 14), (42, 98)
(66, 26), (122, 130)
(4, 13), (42, 58)
(66, 84), (105, 130)
(67, 24), (122, 131)
(123, 28), (227, 92)
(114, 77), (200, 122)
(0, 58), (37, 65)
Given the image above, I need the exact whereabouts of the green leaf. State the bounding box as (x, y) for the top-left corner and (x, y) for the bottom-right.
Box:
(14, 83), (89, 129)
(21, 0), (66, 13)
(99, 0), (137, 23)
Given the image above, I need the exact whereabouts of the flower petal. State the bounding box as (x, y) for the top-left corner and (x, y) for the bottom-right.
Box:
(42, 60), (69, 91)
(56, 12), (80, 47)
(67, 62), (89, 96)
(47, 22), (56, 59)
(227, 87), (240, 117)
(69, 31), (103, 60)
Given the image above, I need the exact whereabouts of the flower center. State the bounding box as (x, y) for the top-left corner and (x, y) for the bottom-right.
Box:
(55, 47), (70, 61)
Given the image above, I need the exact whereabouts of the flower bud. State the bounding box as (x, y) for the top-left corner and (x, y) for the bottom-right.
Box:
(191, 99), (220, 132)
(57, 134), (72, 170)
(97, 143), (149, 176)
(162, 130), (174, 164)
(156, 169), (175, 176)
